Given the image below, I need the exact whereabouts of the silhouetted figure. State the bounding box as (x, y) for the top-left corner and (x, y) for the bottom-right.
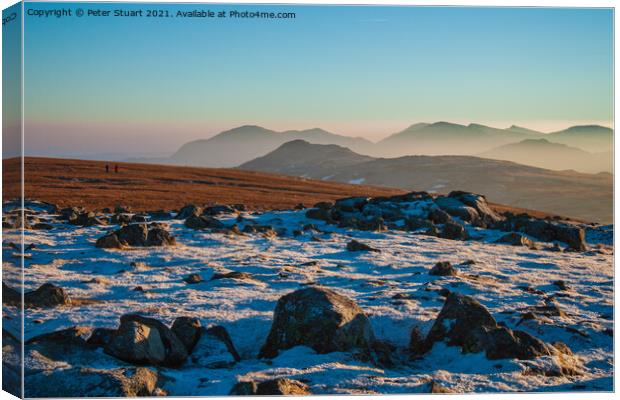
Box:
(114, 165), (119, 173)
(105, 164), (109, 173)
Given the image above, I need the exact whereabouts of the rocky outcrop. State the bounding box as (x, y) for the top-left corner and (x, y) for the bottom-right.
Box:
(96, 223), (176, 248)
(258, 287), (375, 359)
(496, 214), (586, 251)
(414, 293), (558, 360)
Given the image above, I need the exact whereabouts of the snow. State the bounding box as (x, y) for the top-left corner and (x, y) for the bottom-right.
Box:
(2, 203), (613, 394)
(348, 178), (366, 185)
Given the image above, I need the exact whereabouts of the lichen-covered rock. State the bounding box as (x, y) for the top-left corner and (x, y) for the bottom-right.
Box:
(258, 287), (375, 358)
(104, 314), (188, 367)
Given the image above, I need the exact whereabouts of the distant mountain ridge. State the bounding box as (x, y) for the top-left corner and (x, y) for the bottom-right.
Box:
(127, 122), (613, 172)
(240, 140), (612, 223)
(479, 139), (612, 173)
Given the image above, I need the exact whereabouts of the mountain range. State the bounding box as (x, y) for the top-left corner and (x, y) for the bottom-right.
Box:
(128, 122), (613, 173)
(239, 140), (612, 223)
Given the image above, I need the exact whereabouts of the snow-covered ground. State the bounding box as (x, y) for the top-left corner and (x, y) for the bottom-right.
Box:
(2, 204), (614, 394)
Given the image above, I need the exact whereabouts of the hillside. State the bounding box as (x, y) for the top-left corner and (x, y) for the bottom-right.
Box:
(2, 157), (404, 212)
(240, 141), (613, 223)
(479, 139), (613, 173)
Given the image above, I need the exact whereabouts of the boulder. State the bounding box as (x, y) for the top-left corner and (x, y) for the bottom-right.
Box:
(175, 204), (202, 220)
(210, 271), (254, 282)
(203, 205), (236, 216)
(185, 215), (226, 230)
(429, 262), (457, 277)
(439, 221), (469, 240)
(305, 207), (334, 223)
(171, 317), (201, 352)
(25, 367), (160, 398)
(146, 226), (176, 246)
(230, 378), (310, 396)
(335, 197), (369, 212)
(434, 196), (480, 224)
(24, 283), (71, 308)
(418, 293), (556, 360)
(346, 240), (380, 252)
(258, 287), (375, 358)
(104, 314), (188, 367)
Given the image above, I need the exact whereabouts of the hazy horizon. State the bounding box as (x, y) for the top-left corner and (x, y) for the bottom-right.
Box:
(4, 4), (613, 157)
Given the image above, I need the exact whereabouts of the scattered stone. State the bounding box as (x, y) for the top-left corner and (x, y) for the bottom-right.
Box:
(210, 271), (254, 282)
(259, 287), (375, 359)
(552, 280), (568, 291)
(346, 239), (380, 252)
(429, 262), (458, 277)
(96, 224), (175, 248)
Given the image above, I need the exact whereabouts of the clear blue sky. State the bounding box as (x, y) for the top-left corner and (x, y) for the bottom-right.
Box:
(15, 2), (614, 157)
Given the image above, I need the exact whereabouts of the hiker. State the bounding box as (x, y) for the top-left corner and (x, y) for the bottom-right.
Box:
(114, 164), (119, 173)
(105, 164), (109, 173)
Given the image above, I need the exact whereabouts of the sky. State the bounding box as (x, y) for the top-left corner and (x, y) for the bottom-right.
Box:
(8, 3), (615, 158)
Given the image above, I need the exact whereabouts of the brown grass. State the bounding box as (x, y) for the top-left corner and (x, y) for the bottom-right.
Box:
(3, 157), (572, 220)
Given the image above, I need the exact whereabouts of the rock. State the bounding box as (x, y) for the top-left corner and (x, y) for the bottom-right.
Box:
(96, 224), (175, 248)
(448, 191), (503, 227)
(130, 214), (149, 223)
(146, 226), (176, 246)
(24, 283), (71, 308)
(346, 240), (380, 252)
(335, 197), (369, 212)
(148, 210), (173, 220)
(25, 367), (160, 398)
(428, 380), (453, 393)
(26, 326), (93, 348)
(434, 196), (480, 224)
(203, 205), (236, 216)
(439, 221), (469, 240)
(104, 314), (188, 367)
(210, 271), (254, 282)
(111, 213), (132, 225)
(428, 209), (453, 225)
(184, 274), (203, 284)
(86, 328), (116, 348)
(32, 222), (54, 230)
(115, 205), (131, 214)
(421, 293), (556, 360)
(229, 381), (259, 395)
(258, 287), (375, 358)
(230, 379), (310, 396)
(552, 280), (568, 291)
(95, 233), (124, 249)
(185, 215), (226, 230)
(189, 325), (241, 368)
(171, 317), (201, 352)
(256, 378), (311, 395)
(305, 207), (334, 223)
(242, 224), (278, 237)
(175, 204), (202, 219)
(496, 233), (535, 248)
(429, 262), (457, 277)
(497, 214), (586, 251)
